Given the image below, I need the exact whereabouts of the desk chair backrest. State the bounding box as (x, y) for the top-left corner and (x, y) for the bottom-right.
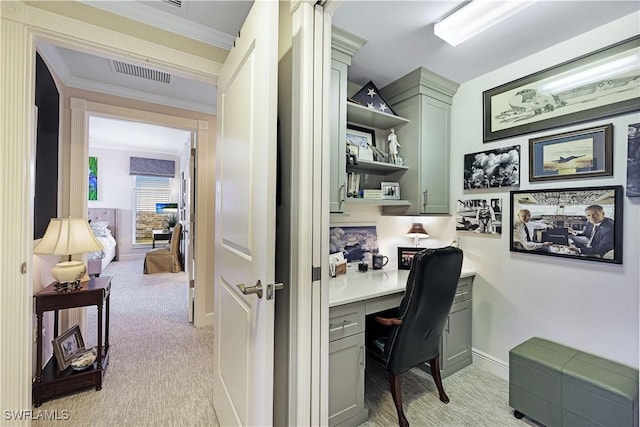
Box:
(384, 246), (463, 375)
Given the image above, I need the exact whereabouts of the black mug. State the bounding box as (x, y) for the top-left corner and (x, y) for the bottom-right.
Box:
(372, 254), (389, 270)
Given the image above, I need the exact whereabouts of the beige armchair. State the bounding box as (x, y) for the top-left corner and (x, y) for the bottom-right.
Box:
(143, 223), (182, 274)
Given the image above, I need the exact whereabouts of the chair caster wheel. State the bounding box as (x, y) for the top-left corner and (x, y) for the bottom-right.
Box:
(514, 410), (524, 419)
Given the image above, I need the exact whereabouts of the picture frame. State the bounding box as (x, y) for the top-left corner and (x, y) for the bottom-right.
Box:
(627, 123), (640, 197)
(529, 124), (613, 182)
(510, 186), (623, 264)
(88, 156), (98, 201)
(464, 145), (520, 189)
(346, 124), (376, 160)
(456, 198), (503, 235)
(52, 325), (86, 370)
(483, 35), (640, 142)
(329, 224), (379, 262)
(381, 181), (400, 200)
(397, 247), (423, 270)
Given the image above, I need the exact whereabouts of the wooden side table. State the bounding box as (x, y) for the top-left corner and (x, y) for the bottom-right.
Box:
(33, 276), (111, 407)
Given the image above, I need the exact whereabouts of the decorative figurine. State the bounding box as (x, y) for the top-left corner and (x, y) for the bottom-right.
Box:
(388, 128), (403, 165)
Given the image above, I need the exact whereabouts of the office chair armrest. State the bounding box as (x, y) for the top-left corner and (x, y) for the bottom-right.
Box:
(374, 316), (402, 326)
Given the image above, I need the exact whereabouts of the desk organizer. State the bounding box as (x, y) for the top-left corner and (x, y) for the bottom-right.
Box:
(509, 337), (638, 427)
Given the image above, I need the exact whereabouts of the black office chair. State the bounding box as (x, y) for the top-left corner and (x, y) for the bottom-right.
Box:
(368, 246), (463, 427)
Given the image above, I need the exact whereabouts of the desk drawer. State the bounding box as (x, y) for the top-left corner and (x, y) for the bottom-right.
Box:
(329, 302), (365, 342)
(453, 276), (472, 304)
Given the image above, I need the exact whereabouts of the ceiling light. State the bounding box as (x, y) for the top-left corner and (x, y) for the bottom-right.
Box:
(434, 0), (537, 47)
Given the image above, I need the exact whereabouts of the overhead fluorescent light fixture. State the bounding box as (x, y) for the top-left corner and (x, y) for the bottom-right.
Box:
(435, 0), (537, 47)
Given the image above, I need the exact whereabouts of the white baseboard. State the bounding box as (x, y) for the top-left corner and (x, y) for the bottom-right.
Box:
(472, 347), (509, 380)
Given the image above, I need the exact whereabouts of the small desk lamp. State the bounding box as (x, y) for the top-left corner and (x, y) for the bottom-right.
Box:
(406, 223), (429, 247)
(34, 218), (104, 292)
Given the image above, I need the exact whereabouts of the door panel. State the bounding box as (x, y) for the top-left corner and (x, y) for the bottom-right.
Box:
(213, 1), (279, 425)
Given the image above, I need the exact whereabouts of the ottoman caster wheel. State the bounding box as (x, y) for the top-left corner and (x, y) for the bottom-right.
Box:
(514, 410), (525, 419)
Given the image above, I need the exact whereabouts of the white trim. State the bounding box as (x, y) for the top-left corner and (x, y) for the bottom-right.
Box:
(472, 347), (509, 381)
(79, 0), (236, 50)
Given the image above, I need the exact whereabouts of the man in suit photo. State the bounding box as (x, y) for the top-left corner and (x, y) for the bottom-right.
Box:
(568, 204), (615, 258)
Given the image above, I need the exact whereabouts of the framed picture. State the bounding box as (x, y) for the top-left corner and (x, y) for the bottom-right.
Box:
(88, 156), (98, 201)
(381, 182), (400, 199)
(483, 35), (640, 142)
(52, 325), (86, 370)
(464, 145), (520, 189)
(627, 123), (640, 197)
(329, 224), (378, 262)
(529, 124), (613, 182)
(346, 124), (375, 151)
(397, 247), (423, 270)
(456, 198), (503, 235)
(510, 186), (623, 264)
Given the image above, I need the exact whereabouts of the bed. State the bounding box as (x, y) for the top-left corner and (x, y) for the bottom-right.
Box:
(87, 208), (119, 277)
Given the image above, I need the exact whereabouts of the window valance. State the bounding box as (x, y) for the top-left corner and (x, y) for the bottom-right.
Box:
(129, 157), (175, 178)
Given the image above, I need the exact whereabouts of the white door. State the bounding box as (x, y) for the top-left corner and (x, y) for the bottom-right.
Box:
(213, 1), (279, 426)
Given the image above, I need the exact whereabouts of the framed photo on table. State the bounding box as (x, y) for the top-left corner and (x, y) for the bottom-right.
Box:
(397, 247), (423, 270)
(483, 35), (640, 142)
(52, 325), (86, 370)
(529, 124), (613, 182)
(510, 186), (623, 264)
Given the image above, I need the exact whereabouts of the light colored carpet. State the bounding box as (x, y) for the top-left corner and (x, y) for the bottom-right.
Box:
(32, 258), (218, 427)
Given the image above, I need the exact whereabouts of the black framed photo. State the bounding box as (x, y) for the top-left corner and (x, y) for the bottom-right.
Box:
(510, 186), (623, 264)
(397, 246), (423, 270)
(464, 145), (520, 189)
(628, 123), (640, 197)
(52, 325), (86, 370)
(346, 124), (376, 161)
(483, 35), (640, 142)
(529, 124), (613, 182)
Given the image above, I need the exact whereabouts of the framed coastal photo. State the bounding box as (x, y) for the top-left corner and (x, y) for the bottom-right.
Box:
(483, 35), (640, 142)
(52, 325), (86, 370)
(464, 145), (520, 189)
(510, 186), (623, 264)
(381, 182), (400, 200)
(529, 124), (613, 182)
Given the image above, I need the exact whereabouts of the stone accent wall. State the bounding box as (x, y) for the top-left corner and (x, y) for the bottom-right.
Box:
(136, 212), (167, 242)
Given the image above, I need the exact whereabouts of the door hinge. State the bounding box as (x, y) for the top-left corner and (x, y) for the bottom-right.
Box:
(312, 266), (321, 282)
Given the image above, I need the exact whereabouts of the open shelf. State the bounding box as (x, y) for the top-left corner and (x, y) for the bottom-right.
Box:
(345, 199), (411, 207)
(347, 159), (408, 174)
(347, 102), (409, 130)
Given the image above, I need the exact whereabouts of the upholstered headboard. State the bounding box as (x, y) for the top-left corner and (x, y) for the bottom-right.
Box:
(88, 208), (118, 260)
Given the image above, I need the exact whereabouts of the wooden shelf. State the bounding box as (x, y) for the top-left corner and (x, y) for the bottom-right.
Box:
(345, 199), (411, 207)
(346, 102), (409, 130)
(347, 159), (408, 174)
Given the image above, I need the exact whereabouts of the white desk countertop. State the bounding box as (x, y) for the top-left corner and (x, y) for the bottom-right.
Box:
(329, 268), (476, 308)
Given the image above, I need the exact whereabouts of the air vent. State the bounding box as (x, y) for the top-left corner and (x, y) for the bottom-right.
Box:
(163, 0), (182, 8)
(112, 61), (171, 84)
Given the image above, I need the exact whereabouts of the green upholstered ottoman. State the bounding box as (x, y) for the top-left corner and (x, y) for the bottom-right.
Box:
(510, 337), (579, 426)
(562, 352), (639, 427)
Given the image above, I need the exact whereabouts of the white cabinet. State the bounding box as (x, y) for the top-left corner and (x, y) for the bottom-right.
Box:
(381, 67), (459, 215)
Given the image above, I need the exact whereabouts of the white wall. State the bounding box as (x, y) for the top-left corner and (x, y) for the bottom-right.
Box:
(88, 146), (182, 258)
(450, 12), (639, 377)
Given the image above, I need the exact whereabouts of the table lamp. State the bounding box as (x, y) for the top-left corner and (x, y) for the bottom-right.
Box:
(406, 223), (429, 247)
(34, 218), (104, 292)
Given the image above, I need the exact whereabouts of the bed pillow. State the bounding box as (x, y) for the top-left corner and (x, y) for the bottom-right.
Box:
(90, 221), (110, 236)
(93, 228), (112, 238)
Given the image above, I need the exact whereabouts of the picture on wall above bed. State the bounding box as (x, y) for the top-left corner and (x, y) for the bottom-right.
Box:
(88, 156), (98, 201)
(456, 198), (502, 235)
(464, 145), (520, 189)
(510, 186), (623, 264)
(329, 224), (378, 263)
(483, 35), (640, 142)
(627, 123), (640, 197)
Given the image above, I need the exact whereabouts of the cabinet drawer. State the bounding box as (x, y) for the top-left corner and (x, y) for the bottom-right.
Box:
(329, 302), (365, 342)
(453, 276), (472, 304)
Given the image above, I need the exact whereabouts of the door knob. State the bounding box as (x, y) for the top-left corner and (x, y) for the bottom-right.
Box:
(237, 282), (263, 299)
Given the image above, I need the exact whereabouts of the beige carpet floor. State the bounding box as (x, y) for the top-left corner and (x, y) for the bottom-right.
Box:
(32, 259), (540, 427)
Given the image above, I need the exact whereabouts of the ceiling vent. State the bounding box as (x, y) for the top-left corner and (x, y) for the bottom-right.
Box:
(163, 0), (182, 8)
(112, 60), (171, 84)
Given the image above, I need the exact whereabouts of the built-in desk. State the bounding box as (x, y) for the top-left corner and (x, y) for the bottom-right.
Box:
(328, 268), (475, 427)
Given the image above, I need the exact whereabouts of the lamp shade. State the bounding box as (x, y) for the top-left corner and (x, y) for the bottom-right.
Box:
(34, 218), (104, 255)
(407, 223), (429, 247)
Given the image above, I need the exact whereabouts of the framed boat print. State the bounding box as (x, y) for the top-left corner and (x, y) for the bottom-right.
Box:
(483, 35), (639, 142)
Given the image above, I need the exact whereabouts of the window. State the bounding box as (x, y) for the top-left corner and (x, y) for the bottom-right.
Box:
(133, 176), (170, 244)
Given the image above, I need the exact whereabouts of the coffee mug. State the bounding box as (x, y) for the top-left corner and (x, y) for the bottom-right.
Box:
(372, 254), (389, 269)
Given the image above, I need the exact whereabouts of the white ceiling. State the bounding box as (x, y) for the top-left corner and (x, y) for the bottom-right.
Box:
(38, 0), (639, 155)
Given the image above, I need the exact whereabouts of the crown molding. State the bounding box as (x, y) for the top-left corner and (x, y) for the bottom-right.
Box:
(80, 0), (235, 50)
